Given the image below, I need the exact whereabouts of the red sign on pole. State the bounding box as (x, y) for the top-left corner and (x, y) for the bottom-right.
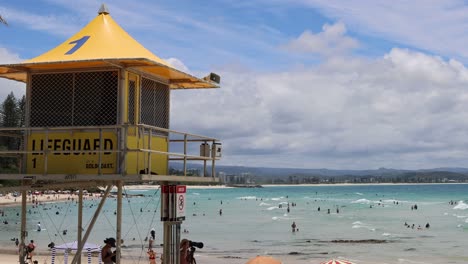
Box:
(175, 185), (186, 221)
(161, 185), (186, 221)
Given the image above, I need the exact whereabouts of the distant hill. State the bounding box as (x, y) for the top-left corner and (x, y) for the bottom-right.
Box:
(169, 162), (468, 177)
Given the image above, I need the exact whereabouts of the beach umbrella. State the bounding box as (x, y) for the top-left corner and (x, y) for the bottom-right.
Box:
(87, 248), (92, 264)
(320, 259), (355, 264)
(245, 256), (282, 264)
(51, 247), (56, 264)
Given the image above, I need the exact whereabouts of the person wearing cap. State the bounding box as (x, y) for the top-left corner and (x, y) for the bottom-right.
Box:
(102, 238), (116, 264)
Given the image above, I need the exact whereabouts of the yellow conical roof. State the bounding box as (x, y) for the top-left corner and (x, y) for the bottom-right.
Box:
(0, 5), (218, 89)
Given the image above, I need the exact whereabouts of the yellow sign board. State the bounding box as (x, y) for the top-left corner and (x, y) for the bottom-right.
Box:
(27, 132), (117, 174)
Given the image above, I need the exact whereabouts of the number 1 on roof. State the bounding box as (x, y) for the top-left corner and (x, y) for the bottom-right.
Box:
(65, 36), (90, 55)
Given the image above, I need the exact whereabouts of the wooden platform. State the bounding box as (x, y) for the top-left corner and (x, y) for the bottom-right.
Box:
(0, 173), (219, 192)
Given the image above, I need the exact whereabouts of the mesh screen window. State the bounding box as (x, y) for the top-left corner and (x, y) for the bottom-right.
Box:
(140, 78), (169, 133)
(30, 71), (118, 127)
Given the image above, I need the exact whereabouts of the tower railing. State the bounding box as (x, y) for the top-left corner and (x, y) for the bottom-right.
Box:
(0, 124), (220, 181)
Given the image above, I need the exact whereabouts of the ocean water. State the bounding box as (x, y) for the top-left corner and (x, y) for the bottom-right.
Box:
(1, 184), (468, 264)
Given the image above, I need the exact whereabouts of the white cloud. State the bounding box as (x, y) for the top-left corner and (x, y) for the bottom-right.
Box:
(295, 0), (468, 62)
(171, 48), (468, 169)
(0, 47), (25, 99)
(165, 58), (191, 74)
(284, 22), (359, 56)
(0, 6), (80, 37)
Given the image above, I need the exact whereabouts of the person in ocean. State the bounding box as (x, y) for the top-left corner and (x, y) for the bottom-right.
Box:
(36, 222), (41, 232)
(291, 221), (297, 232)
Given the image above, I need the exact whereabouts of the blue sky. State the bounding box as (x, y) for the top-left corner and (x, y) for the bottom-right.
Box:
(1, 0), (468, 170)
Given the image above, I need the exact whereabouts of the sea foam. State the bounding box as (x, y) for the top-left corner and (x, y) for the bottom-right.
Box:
(351, 199), (371, 204)
(237, 196), (256, 200)
(453, 201), (468, 210)
(352, 221), (375, 231)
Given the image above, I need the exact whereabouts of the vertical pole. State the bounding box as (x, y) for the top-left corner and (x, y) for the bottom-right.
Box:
(77, 189), (83, 264)
(175, 222), (181, 264)
(203, 160), (207, 177)
(44, 128), (49, 174)
(183, 135), (187, 176)
(19, 186), (27, 264)
(116, 181), (123, 264)
(71, 184), (112, 264)
(148, 129), (152, 174)
(98, 128), (103, 175)
(163, 222), (170, 264)
(118, 69), (127, 177)
(211, 141), (216, 179)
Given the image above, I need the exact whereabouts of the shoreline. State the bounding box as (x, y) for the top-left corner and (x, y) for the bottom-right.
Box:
(1, 182), (465, 205)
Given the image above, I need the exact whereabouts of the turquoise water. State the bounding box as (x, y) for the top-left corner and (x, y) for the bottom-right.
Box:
(1, 184), (468, 263)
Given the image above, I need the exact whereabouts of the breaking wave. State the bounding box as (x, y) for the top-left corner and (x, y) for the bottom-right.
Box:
(453, 201), (468, 210)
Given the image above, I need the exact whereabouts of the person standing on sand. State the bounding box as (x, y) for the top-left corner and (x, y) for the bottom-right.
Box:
(147, 248), (157, 264)
(102, 238), (116, 264)
(149, 235), (154, 249)
(27, 240), (36, 263)
(180, 239), (190, 264)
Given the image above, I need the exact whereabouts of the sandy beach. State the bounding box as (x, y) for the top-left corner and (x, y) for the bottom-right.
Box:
(0, 193), (101, 207)
(0, 250), (295, 264)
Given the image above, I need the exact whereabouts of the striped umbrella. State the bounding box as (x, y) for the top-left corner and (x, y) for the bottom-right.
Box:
(320, 259), (355, 264)
(245, 256), (282, 264)
(51, 247), (56, 264)
(64, 251), (68, 264)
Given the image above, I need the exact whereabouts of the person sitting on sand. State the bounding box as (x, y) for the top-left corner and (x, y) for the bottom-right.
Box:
(147, 248), (157, 264)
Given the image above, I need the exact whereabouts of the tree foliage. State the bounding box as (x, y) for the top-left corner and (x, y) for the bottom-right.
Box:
(0, 92), (24, 172)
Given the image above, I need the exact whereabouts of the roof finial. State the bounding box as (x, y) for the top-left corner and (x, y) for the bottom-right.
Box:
(98, 4), (109, 15)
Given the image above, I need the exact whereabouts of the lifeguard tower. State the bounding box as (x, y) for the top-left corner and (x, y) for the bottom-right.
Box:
(0, 5), (221, 264)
